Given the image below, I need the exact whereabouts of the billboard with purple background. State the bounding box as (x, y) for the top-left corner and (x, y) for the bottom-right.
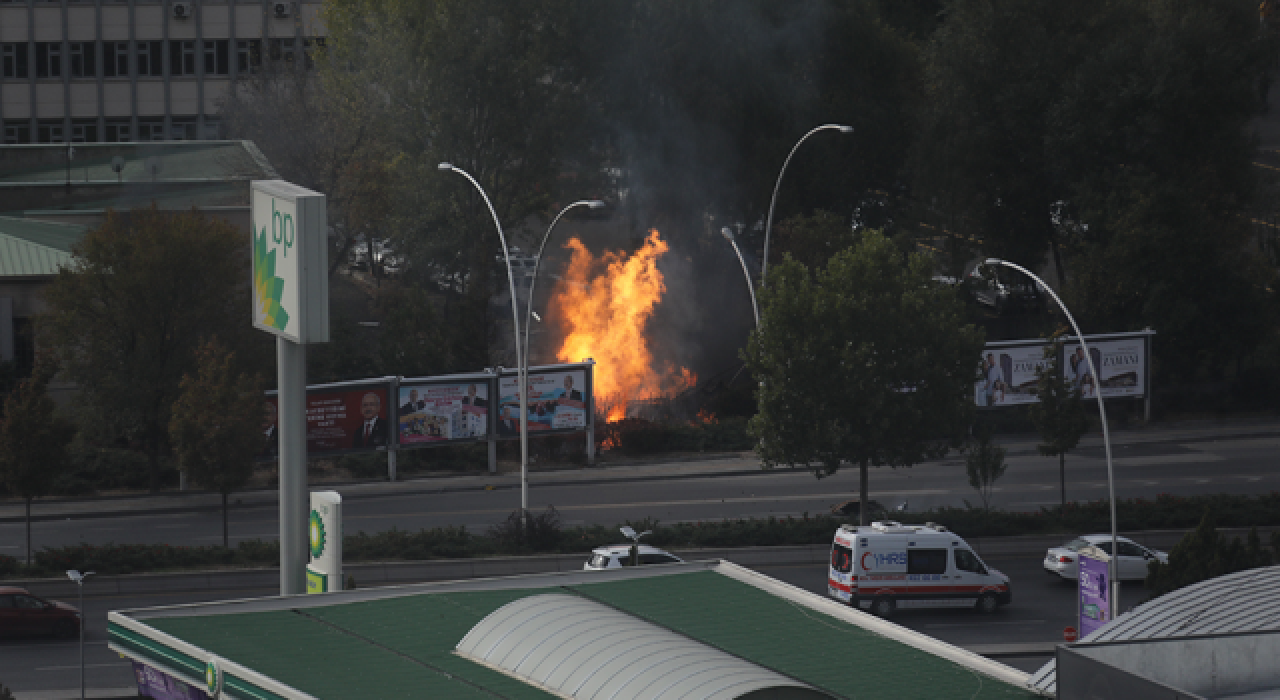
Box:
(1078, 551), (1111, 638)
(133, 662), (208, 699)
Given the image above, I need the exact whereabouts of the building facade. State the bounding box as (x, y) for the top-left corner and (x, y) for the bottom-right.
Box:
(0, 0), (324, 144)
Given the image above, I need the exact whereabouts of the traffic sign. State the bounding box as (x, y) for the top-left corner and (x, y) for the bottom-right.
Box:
(1064, 626), (1078, 642)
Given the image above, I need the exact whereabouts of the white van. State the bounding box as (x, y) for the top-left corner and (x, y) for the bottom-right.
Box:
(827, 521), (1011, 617)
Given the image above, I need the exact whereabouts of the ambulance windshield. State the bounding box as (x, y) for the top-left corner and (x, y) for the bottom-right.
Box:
(831, 544), (852, 573)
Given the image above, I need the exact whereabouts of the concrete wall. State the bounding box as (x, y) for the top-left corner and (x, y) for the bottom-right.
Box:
(1071, 631), (1280, 698)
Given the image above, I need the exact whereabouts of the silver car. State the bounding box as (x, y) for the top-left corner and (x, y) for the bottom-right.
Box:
(1043, 535), (1168, 581)
(584, 545), (683, 570)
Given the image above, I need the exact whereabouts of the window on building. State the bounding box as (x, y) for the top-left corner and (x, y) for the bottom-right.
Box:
(137, 41), (162, 77)
(235, 39), (261, 74)
(170, 118), (196, 141)
(169, 40), (195, 76)
(138, 119), (165, 141)
(35, 43), (61, 79)
(303, 37), (325, 70)
(203, 39), (229, 75)
(102, 41), (128, 77)
(3, 122), (31, 145)
(71, 120), (97, 143)
(268, 38), (295, 64)
(201, 119), (221, 140)
(70, 42), (95, 78)
(2, 43), (28, 79)
(105, 120), (131, 142)
(37, 121), (65, 143)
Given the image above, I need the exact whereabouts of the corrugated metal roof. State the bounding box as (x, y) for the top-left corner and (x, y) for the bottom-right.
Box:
(1028, 565), (1280, 696)
(0, 216), (86, 276)
(0, 141), (278, 185)
(456, 593), (831, 700)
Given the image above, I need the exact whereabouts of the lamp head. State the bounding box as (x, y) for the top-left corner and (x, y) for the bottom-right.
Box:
(836, 125), (854, 133)
(586, 200), (606, 209)
(720, 226), (735, 240)
(984, 258), (1003, 266)
(437, 162), (454, 172)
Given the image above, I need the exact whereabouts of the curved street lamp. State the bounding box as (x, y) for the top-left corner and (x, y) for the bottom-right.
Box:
(984, 258), (1119, 611)
(721, 227), (760, 328)
(438, 163), (530, 517)
(523, 200), (606, 374)
(761, 123), (853, 288)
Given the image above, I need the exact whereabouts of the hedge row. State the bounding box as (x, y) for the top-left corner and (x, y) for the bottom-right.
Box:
(3, 492), (1277, 578)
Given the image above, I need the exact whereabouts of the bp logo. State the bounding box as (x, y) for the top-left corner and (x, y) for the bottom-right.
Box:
(309, 508), (326, 559)
(205, 656), (222, 697)
(252, 221), (290, 332)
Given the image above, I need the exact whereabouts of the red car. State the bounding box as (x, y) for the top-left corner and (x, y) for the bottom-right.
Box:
(0, 586), (81, 638)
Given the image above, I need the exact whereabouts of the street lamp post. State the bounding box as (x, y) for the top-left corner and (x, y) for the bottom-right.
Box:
(66, 569), (94, 700)
(438, 163), (530, 520)
(761, 124), (854, 288)
(720, 227), (760, 328)
(984, 258), (1120, 611)
(523, 200), (605, 376)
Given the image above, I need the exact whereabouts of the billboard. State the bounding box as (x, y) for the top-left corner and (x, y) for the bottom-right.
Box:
(498, 368), (588, 437)
(262, 384), (391, 457)
(251, 180), (329, 344)
(1079, 550), (1111, 638)
(397, 380), (489, 445)
(1062, 338), (1145, 399)
(974, 343), (1049, 407)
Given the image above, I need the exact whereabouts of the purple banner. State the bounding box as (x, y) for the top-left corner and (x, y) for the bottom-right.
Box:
(1078, 553), (1111, 639)
(133, 662), (208, 700)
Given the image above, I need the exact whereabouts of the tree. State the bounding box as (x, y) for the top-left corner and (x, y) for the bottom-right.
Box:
(964, 425), (1007, 511)
(0, 362), (74, 566)
(1028, 336), (1089, 509)
(169, 340), (262, 549)
(42, 207), (260, 492)
(1146, 511), (1276, 598)
(914, 0), (1277, 381)
(745, 231), (985, 524)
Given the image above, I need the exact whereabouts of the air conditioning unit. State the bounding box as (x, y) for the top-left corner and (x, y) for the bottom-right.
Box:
(172, 2), (191, 19)
(273, 2), (291, 18)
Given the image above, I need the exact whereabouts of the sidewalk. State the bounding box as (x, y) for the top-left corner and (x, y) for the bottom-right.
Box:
(1, 415), (1276, 524)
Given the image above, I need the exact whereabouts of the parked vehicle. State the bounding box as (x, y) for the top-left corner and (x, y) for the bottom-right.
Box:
(1043, 535), (1168, 581)
(0, 586), (81, 638)
(584, 545), (684, 570)
(827, 521), (1011, 617)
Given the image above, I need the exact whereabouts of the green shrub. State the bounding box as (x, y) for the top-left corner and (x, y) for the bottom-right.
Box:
(0, 554), (17, 576)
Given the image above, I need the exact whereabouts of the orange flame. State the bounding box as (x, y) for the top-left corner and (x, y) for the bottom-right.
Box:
(553, 229), (695, 422)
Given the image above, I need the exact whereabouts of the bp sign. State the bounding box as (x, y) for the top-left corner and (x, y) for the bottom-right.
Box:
(251, 180), (330, 344)
(306, 491), (343, 594)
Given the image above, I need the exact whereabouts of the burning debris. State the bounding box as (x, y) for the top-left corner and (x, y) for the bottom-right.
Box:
(552, 229), (697, 422)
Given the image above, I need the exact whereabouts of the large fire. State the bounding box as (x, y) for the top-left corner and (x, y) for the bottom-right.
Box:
(553, 230), (696, 422)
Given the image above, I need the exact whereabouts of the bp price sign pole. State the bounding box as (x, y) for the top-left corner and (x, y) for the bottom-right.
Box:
(251, 180), (329, 596)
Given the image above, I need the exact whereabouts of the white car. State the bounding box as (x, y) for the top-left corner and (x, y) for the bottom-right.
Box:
(1043, 535), (1168, 581)
(584, 545), (683, 570)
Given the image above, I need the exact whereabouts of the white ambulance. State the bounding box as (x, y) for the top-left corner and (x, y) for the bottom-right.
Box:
(827, 521), (1011, 617)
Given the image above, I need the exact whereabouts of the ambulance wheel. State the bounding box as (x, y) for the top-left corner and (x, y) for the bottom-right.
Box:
(870, 597), (895, 618)
(976, 593), (999, 614)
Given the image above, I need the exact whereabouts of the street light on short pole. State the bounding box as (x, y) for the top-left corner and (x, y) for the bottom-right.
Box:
(761, 124), (853, 288)
(438, 163), (531, 523)
(720, 227), (760, 328)
(984, 258), (1120, 611)
(66, 569), (94, 700)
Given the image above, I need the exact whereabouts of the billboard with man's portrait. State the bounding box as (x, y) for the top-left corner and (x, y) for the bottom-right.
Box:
(974, 343), (1050, 407)
(397, 381), (489, 445)
(261, 384), (391, 457)
(497, 369), (588, 438)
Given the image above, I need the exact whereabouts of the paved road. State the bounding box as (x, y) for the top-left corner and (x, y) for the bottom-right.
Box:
(3, 432), (1277, 556)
